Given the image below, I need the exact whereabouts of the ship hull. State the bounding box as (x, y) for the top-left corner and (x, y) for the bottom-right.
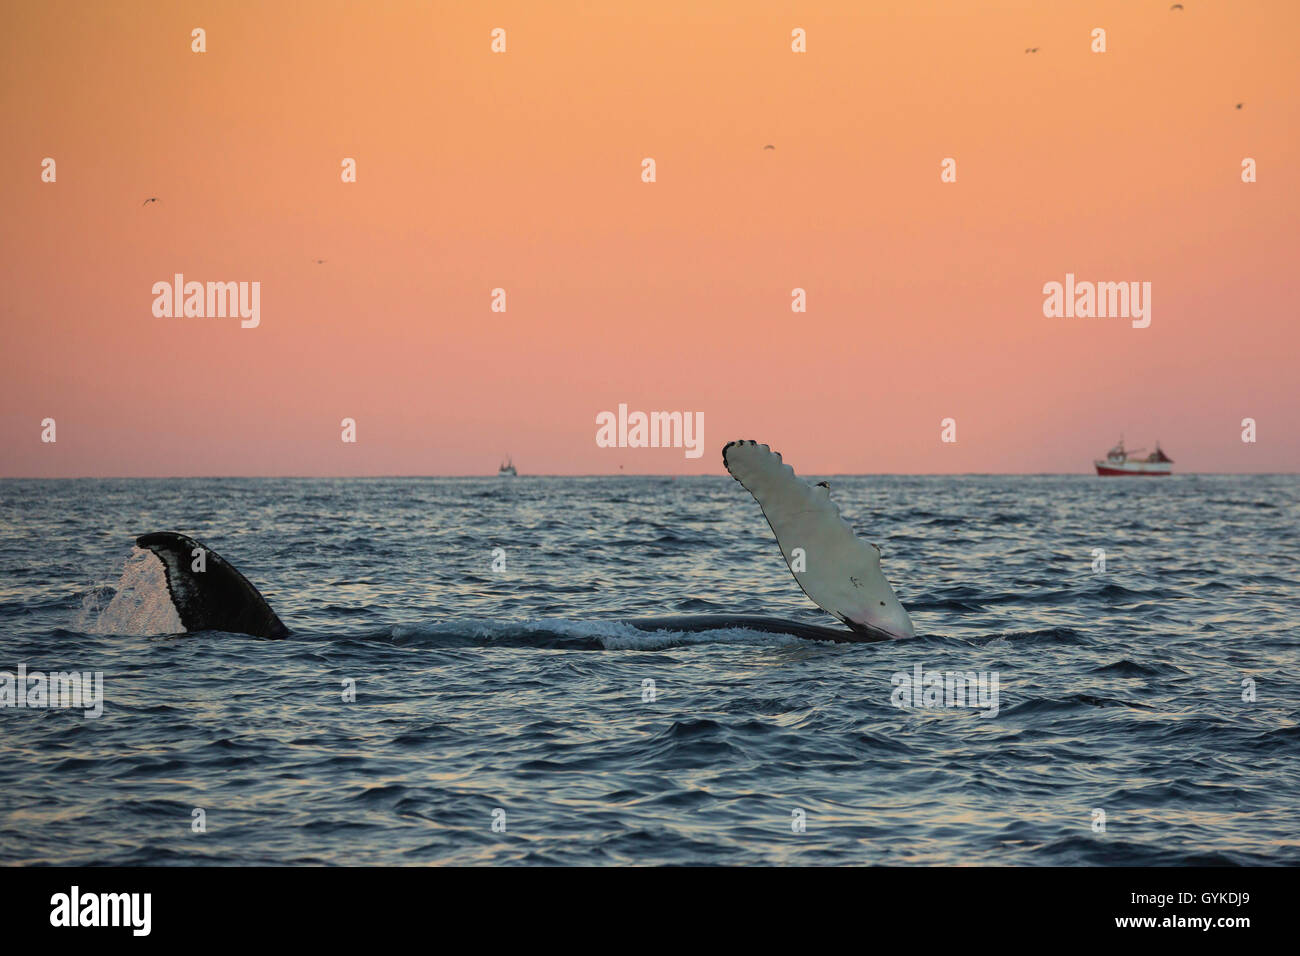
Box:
(1094, 461), (1173, 476)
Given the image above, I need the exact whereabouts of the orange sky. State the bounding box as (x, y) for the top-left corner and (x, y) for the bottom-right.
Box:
(2, 0), (1296, 476)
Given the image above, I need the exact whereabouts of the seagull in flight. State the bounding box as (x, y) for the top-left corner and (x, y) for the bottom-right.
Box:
(312, 258), (327, 265)
(141, 197), (159, 206)
(1024, 47), (1039, 54)
(763, 144), (775, 150)
(1235, 102), (1243, 110)
(1170, 3), (1183, 9)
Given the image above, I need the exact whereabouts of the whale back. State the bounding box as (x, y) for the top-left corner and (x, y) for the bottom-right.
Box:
(722, 440), (915, 640)
(134, 532), (289, 638)
(627, 614), (879, 643)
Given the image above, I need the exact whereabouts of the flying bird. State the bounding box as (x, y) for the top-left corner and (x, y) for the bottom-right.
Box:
(1235, 103), (1243, 109)
(312, 258), (327, 264)
(1170, 4), (1183, 9)
(763, 144), (775, 150)
(141, 197), (159, 206)
(1024, 47), (1039, 53)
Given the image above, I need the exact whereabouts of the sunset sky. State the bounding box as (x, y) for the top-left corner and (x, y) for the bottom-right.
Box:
(2, 0), (1296, 476)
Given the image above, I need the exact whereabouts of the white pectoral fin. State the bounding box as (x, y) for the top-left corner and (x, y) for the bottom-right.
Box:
(722, 440), (914, 639)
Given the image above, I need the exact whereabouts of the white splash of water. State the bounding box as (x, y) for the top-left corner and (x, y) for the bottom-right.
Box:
(76, 547), (183, 635)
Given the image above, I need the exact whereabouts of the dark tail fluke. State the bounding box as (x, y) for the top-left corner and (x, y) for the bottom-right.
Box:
(134, 532), (289, 638)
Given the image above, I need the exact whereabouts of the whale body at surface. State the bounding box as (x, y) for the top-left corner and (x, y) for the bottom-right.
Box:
(127, 442), (915, 643)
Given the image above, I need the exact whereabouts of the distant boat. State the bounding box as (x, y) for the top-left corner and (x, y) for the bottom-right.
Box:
(1094, 438), (1173, 476)
(498, 456), (517, 477)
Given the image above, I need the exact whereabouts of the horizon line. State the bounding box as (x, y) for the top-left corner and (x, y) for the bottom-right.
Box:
(2, 471), (1294, 481)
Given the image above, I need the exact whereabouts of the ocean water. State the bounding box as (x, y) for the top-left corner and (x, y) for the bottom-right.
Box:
(0, 474), (1296, 866)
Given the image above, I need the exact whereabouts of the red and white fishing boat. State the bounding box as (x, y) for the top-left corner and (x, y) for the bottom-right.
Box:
(1094, 438), (1173, 476)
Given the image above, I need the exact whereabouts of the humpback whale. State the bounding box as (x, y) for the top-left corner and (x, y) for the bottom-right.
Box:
(133, 532), (289, 638)
(129, 442), (914, 643)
